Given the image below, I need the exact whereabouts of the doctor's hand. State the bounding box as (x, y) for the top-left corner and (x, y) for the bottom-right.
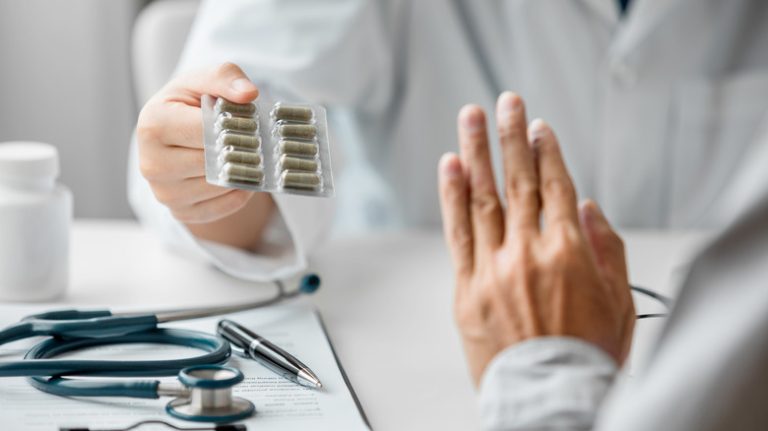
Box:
(136, 63), (275, 250)
(438, 93), (635, 385)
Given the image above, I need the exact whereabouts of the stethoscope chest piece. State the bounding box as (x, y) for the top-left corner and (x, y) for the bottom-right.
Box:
(166, 365), (255, 423)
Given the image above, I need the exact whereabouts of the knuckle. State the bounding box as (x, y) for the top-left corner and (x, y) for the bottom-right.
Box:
(450, 225), (473, 251)
(515, 249), (535, 272)
(542, 177), (575, 200)
(471, 192), (501, 217)
(497, 122), (524, 141)
(138, 158), (165, 182)
(541, 225), (582, 267)
(453, 288), (493, 327)
(553, 223), (582, 247)
(505, 176), (539, 202)
(136, 106), (162, 146)
(216, 62), (241, 78)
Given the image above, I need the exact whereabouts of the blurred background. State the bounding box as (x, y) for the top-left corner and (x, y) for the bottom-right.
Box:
(0, 0), (197, 218)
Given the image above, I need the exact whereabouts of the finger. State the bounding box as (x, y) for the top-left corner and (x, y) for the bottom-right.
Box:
(578, 200), (629, 285)
(138, 101), (204, 151)
(530, 119), (578, 228)
(172, 189), (254, 224)
(438, 153), (474, 276)
(151, 177), (233, 209)
(157, 104), (205, 149)
(619, 311), (636, 365)
(579, 200), (634, 365)
(495, 92), (540, 235)
(162, 62), (259, 105)
(457, 105), (504, 253)
(140, 146), (206, 182)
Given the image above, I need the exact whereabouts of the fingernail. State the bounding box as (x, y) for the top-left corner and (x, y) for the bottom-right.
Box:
(497, 91), (521, 116)
(440, 153), (462, 178)
(528, 118), (549, 145)
(231, 78), (256, 93)
(459, 105), (484, 132)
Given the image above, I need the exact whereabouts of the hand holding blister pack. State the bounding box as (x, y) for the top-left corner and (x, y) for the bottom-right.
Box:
(202, 94), (335, 197)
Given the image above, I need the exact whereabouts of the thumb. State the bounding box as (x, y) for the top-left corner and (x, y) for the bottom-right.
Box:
(163, 62), (259, 105)
(578, 200), (628, 283)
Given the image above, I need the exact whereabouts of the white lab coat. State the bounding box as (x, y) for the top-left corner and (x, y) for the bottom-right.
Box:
(128, 0), (768, 280)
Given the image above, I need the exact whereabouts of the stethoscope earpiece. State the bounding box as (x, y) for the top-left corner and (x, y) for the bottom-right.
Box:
(166, 365), (255, 423)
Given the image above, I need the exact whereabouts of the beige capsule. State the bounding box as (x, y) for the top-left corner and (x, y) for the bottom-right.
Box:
(215, 98), (257, 116)
(278, 140), (318, 157)
(217, 115), (258, 134)
(280, 155), (318, 172)
(273, 104), (314, 123)
(217, 132), (260, 150)
(281, 170), (321, 190)
(220, 148), (262, 165)
(221, 163), (264, 184)
(277, 124), (317, 140)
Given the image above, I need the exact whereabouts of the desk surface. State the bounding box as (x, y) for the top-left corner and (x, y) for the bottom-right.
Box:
(61, 221), (707, 430)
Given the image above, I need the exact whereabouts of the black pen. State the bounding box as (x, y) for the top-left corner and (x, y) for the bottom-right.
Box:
(217, 319), (322, 389)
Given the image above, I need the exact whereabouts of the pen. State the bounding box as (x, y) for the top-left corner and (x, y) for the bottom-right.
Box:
(217, 319), (323, 389)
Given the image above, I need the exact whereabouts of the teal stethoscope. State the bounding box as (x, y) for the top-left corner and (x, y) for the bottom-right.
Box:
(0, 274), (320, 424)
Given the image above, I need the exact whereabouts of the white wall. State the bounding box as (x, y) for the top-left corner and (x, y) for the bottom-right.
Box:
(0, 0), (147, 218)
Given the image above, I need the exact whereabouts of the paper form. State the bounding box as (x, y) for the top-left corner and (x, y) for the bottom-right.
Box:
(0, 302), (369, 431)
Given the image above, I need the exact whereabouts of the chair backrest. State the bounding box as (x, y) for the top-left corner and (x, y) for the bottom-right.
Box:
(132, 0), (200, 106)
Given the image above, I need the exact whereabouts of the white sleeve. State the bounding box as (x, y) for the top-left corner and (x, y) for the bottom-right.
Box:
(478, 337), (618, 431)
(177, 0), (393, 110)
(128, 0), (392, 281)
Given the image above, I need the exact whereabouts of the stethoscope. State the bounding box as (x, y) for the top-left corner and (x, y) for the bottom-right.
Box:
(0, 273), (321, 424)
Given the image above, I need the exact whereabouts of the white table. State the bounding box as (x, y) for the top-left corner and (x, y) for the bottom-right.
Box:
(63, 221), (708, 430)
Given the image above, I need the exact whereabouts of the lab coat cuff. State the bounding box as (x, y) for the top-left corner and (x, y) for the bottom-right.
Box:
(478, 337), (618, 431)
(172, 208), (307, 282)
(174, 192), (334, 282)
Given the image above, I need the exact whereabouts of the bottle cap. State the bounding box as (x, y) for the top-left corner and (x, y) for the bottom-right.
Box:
(0, 141), (60, 182)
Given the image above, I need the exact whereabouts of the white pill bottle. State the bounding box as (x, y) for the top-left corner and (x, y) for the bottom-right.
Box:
(0, 142), (72, 301)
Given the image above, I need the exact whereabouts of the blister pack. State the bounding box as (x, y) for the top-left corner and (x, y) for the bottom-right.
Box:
(202, 95), (335, 197)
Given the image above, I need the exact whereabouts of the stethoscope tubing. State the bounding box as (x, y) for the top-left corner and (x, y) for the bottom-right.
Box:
(0, 274), (320, 402)
(13, 329), (230, 398)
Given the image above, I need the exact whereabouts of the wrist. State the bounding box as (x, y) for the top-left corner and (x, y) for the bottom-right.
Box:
(185, 193), (275, 251)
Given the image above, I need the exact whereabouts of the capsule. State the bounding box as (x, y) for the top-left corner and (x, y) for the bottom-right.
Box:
(281, 170), (321, 190)
(216, 114), (258, 134)
(221, 163), (264, 184)
(216, 132), (260, 150)
(273, 104), (314, 123)
(277, 124), (317, 140)
(220, 147), (262, 166)
(279, 155), (318, 172)
(278, 140), (318, 157)
(215, 98), (257, 116)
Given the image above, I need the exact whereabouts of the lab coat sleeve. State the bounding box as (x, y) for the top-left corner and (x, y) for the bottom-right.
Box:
(178, 0), (393, 110)
(128, 0), (393, 281)
(478, 337), (618, 431)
